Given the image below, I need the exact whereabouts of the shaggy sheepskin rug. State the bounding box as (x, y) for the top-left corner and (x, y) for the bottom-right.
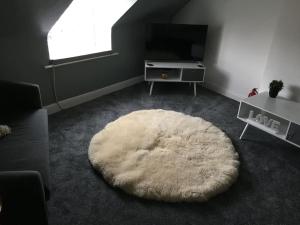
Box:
(88, 109), (239, 202)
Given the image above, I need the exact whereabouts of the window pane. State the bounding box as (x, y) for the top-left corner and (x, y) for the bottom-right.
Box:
(48, 0), (137, 60)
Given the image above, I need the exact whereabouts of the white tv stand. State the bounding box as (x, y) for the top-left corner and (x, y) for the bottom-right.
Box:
(237, 92), (300, 149)
(144, 61), (206, 96)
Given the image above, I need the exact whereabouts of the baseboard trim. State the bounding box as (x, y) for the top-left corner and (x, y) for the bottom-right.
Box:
(45, 75), (143, 115)
(204, 82), (242, 102)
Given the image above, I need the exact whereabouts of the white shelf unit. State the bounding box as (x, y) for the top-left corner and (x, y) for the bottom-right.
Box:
(144, 61), (206, 96)
(237, 92), (300, 149)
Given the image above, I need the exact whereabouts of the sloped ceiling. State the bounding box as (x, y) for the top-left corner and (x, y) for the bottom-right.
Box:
(0, 0), (189, 37)
(116, 0), (190, 25)
(0, 0), (73, 36)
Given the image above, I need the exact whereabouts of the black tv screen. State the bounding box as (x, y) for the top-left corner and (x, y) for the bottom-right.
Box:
(145, 23), (208, 61)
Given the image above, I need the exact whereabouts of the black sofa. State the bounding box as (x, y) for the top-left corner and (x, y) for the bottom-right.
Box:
(0, 80), (49, 225)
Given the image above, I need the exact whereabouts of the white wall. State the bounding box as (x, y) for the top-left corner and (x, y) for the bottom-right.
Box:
(260, 0), (300, 102)
(174, 0), (284, 100)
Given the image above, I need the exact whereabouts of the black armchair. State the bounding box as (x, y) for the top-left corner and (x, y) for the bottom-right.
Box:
(0, 171), (48, 225)
(0, 79), (43, 110)
(0, 80), (49, 225)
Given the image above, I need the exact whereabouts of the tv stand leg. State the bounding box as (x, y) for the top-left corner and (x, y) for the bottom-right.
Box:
(193, 82), (197, 96)
(149, 81), (154, 96)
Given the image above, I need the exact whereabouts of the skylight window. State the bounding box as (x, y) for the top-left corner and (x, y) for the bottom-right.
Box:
(47, 0), (136, 60)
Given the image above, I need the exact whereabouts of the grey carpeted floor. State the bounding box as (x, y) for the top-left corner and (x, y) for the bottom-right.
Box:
(48, 83), (300, 225)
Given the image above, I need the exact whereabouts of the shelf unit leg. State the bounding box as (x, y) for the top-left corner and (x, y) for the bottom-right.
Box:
(240, 123), (249, 140)
(149, 82), (154, 96)
(193, 82), (197, 96)
(284, 121), (292, 139)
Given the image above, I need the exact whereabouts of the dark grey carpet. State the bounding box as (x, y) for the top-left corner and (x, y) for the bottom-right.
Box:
(48, 83), (300, 225)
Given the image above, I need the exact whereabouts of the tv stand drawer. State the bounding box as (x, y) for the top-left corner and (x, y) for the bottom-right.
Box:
(146, 68), (181, 81)
(182, 69), (205, 82)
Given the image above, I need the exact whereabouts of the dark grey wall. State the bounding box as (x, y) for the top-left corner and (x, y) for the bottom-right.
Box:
(0, 0), (73, 105)
(53, 23), (145, 102)
(0, 0), (189, 105)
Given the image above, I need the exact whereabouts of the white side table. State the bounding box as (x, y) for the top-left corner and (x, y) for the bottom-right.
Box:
(237, 92), (300, 149)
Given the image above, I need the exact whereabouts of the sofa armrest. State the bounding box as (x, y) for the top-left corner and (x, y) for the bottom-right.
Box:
(0, 171), (48, 225)
(0, 80), (43, 110)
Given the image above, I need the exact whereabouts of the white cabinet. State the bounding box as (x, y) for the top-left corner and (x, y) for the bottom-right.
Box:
(144, 61), (206, 96)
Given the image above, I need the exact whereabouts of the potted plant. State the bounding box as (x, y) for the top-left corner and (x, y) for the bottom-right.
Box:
(269, 80), (283, 98)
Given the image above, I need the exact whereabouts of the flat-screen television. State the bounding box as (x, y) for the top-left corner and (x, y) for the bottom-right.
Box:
(145, 23), (208, 62)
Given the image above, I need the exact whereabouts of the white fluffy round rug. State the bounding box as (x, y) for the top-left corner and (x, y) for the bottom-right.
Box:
(88, 109), (239, 202)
